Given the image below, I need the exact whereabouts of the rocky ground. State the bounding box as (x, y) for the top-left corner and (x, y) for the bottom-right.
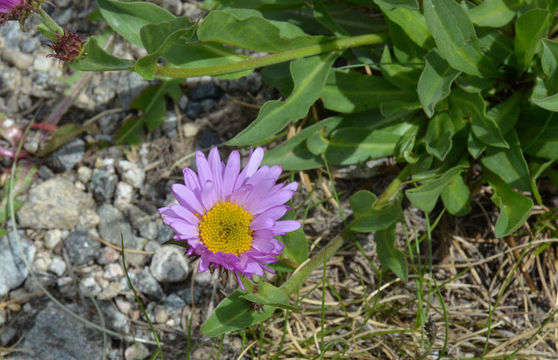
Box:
(0, 1), (281, 358)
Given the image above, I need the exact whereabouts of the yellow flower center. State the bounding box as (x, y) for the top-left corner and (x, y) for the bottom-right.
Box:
(199, 202), (253, 255)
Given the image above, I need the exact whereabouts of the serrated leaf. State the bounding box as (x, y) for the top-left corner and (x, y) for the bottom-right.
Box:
(514, 9), (551, 71)
(441, 172), (471, 216)
(198, 9), (327, 52)
(425, 113), (455, 161)
(376, 225), (408, 281)
(468, 0), (519, 28)
(97, 0), (175, 47)
(228, 53), (338, 146)
(406, 165), (466, 213)
(424, 0), (496, 77)
(418, 50), (460, 118)
(72, 37), (135, 71)
(201, 290), (275, 337)
(320, 70), (411, 113)
(488, 173), (533, 238)
(481, 130), (530, 191)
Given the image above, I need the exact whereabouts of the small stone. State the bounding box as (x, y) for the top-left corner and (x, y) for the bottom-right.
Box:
(44, 229), (63, 249)
(79, 277), (102, 297)
(97, 282), (123, 301)
(144, 240), (160, 253)
(125, 343), (149, 360)
(117, 72), (147, 109)
(77, 166), (93, 183)
(189, 82), (222, 101)
(90, 169), (118, 203)
(47, 138), (85, 173)
(157, 223), (175, 244)
(114, 182), (134, 210)
(104, 263), (124, 280)
(117, 160), (145, 189)
(100, 301), (129, 333)
(150, 246), (190, 283)
(18, 177), (95, 229)
(115, 297), (132, 315)
(162, 112), (178, 138)
(139, 222), (158, 241)
(97, 247), (120, 265)
(97, 204), (136, 249)
(194, 270), (217, 286)
(155, 306), (169, 323)
(64, 229), (101, 265)
(78, 209), (101, 229)
(48, 256), (66, 277)
(163, 293), (186, 315)
(134, 268), (164, 301)
(197, 129), (220, 149)
(33, 251), (51, 273)
(0, 231), (35, 297)
(182, 123), (199, 138)
(178, 94), (189, 110)
(0, 325), (16, 346)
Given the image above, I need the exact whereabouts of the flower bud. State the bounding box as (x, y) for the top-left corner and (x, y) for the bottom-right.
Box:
(46, 27), (86, 63)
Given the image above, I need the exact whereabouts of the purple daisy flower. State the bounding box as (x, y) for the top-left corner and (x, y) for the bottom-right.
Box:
(0, 0), (40, 26)
(159, 147), (300, 289)
(0, 0), (21, 13)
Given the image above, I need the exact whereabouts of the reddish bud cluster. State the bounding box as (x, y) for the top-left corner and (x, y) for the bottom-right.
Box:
(46, 28), (86, 63)
(0, 0), (41, 27)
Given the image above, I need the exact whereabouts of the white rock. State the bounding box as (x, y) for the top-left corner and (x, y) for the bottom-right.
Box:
(115, 297), (132, 315)
(78, 209), (100, 229)
(48, 256), (66, 277)
(79, 277), (101, 297)
(150, 246), (190, 283)
(44, 229), (62, 249)
(182, 123), (199, 137)
(33, 252), (51, 273)
(104, 263), (124, 280)
(114, 182), (134, 210)
(117, 160), (145, 189)
(77, 166), (93, 183)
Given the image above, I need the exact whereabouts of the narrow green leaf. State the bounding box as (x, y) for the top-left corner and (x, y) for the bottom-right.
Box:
(197, 9), (328, 52)
(376, 225), (408, 281)
(320, 70), (411, 113)
(441, 173), (471, 216)
(97, 0), (175, 46)
(424, 0), (496, 77)
(481, 130), (531, 191)
(201, 290), (275, 337)
(311, 0), (347, 36)
(36, 124), (90, 157)
(228, 53), (338, 146)
(374, 0), (418, 10)
(406, 165), (466, 213)
(532, 93), (558, 111)
(378, 6), (433, 48)
(71, 37), (135, 71)
(514, 9), (551, 71)
(468, 0), (519, 28)
(425, 113), (455, 161)
(380, 46), (421, 92)
(418, 50), (460, 118)
(530, 160), (554, 205)
(487, 173), (533, 238)
(240, 282), (297, 311)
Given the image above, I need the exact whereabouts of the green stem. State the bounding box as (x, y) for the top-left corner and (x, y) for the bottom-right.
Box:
(36, 7), (64, 38)
(375, 164), (412, 208)
(280, 230), (348, 295)
(156, 33), (388, 78)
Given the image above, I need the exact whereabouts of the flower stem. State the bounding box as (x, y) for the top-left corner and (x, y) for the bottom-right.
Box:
(35, 7), (64, 38)
(156, 33), (388, 79)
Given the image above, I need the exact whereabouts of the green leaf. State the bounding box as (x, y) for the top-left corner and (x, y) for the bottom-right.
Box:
(71, 37), (135, 71)
(425, 113), (455, 161)
(468, 0), (519, 28)
(311, 0), (348, 36)
(529, 160), (554, 205)
(36, 124), (91, 157)
(320, 70), (411, 113)
(418, 50), (460, 118)
(514, 9), (551, 71)
(116, 80), (182, 144)
(97, 0), (175, 46)
(532, 93), (558, 111)
(441, 173), (471, 216)
(278, 210), (308, 268)
(349, 190), (378, 216)
(487, 173), (533, 238)
(481, 130), (531, 191)
(449, 88), (508, 148)
(136, 17), (196, 80)
(197, 9), (327, 52)
(486, 92), (522, 134)
(380, 46), (421, 92)
(240, 282), (297, 311)
(374, 0), (418, 10)
(378, 6), (433, 49)
(518, 107), (558, 160)
(541, 39), (558, 93)
(323, 121), (419, 165)
(467, 131), (486, 159)
(262, 117), (343, 170)
(423, 0), (496, 77)
(351, 200), (404, 232)
(376, 225), (408, 281)
(228, 53), (338, 146)
(406, 165), (466, 213)
(201, 290), (275, 337)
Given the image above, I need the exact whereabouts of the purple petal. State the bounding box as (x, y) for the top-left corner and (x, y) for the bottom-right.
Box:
(169, 220), (198, 236)
(223, 151), (240, 197)
(183, 168), (201, 192)
(272, 220), (301, 234)
(253, 205), (290, 222)
(201, 180), (218, 210)
(250, 216), (274, 231)
(168, 204), (199, 225)
(208, 147), (223, 197)
(196, 151), (212, 185)
(172, 184), (204, 214)
(235, 147), (264, 189)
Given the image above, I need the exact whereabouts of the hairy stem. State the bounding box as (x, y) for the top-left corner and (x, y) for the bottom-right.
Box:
(156, 33), (388, 78)
(35, 7), (64, 38)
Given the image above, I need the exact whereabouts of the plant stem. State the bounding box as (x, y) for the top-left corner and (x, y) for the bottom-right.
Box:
(36, 7), (64, 37)
(375, 164), (412, 208)
(280, 230), (347, 295)
(156, 33), (388, 78)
